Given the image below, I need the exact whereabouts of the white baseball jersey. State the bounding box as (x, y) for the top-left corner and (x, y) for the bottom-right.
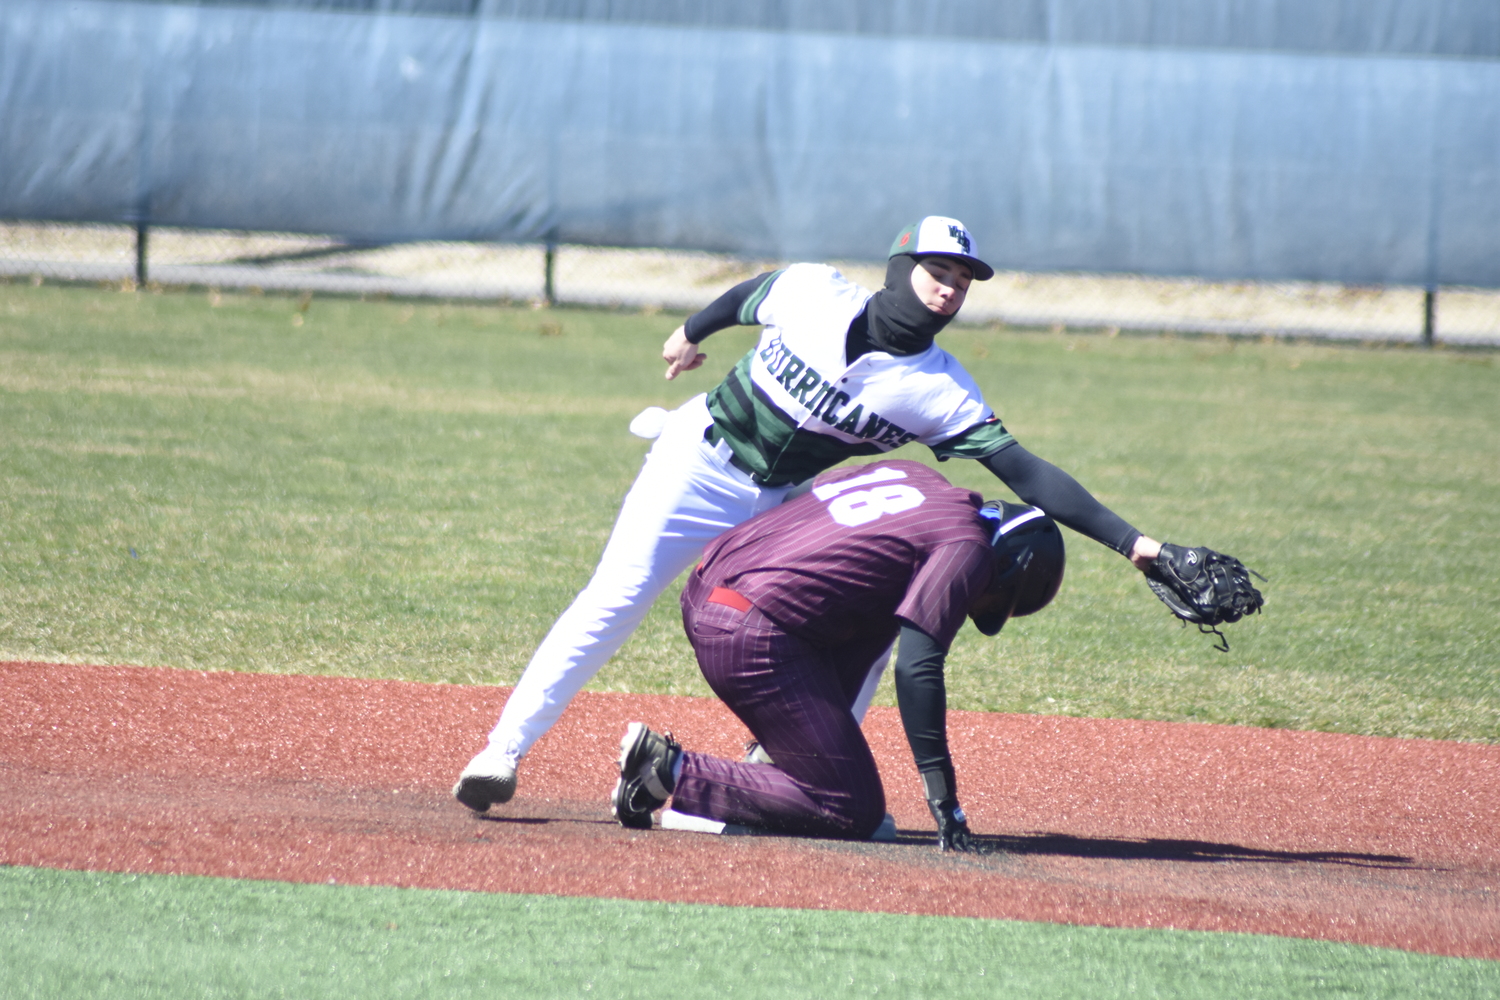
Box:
(706, 263), (1013, 485)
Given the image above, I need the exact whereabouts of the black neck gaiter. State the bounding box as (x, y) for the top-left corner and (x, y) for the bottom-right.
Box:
(863, 255), (955, 356)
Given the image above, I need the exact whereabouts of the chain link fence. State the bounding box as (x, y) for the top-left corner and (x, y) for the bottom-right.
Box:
(4, 220), (1498, 346)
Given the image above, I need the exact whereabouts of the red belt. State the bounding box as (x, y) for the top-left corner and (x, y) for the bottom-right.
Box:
(706, 586), (753, 612)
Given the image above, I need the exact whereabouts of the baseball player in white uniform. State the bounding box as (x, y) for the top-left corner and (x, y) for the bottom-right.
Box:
(454, 216), (1164, 811)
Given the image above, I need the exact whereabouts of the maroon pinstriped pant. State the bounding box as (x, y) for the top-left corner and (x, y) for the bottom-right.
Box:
(670, 573), (892, 839)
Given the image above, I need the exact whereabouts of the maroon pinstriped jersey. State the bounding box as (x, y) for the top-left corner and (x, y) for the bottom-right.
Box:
(697, 460), (995, 649)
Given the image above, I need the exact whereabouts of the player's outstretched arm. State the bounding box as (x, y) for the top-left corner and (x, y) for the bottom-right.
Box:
(981, 442), (1143, 558)
(892, 624), (985, 853)
(980, 445), (1263, 648)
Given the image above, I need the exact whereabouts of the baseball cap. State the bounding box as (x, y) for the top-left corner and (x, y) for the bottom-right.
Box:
(889, 216), (994, 281)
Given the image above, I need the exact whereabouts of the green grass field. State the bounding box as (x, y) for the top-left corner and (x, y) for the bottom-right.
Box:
(3, 281), (1496, 740)
(6, 867), (1496, 1000)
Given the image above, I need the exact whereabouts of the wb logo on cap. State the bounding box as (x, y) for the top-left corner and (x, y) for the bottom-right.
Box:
(948, 225), (972, 254)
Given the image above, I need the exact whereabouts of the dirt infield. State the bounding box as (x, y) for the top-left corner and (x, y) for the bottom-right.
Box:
(3, 660), (1497, 959)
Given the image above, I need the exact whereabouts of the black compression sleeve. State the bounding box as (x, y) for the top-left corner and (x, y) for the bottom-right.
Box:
(981, 442), (1142, 555)
(892, 623), (952, 776)
(682, 271), (777, 343)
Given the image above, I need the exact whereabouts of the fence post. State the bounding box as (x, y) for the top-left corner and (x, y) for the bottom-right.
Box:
(543, 233), (557, 307)
(134, 221), (149, 288)
(1422, 287), (1436, 348)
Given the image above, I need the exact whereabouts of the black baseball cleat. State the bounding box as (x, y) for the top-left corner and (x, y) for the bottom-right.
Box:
(611, 722), (682, 829)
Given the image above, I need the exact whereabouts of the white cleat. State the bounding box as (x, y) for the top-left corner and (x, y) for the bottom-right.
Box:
(452, 746), (518, 813)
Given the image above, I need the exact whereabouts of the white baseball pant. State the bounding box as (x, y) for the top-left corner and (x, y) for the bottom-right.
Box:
(485, 394), (792, 765)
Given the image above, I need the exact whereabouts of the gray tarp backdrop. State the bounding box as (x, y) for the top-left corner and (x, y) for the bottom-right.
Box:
(2, 0), (1497, 286)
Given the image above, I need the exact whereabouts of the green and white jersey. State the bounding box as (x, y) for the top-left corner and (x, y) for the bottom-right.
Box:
(706, 263), (1014, 486)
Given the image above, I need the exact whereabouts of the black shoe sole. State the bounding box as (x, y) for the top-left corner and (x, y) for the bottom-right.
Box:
(611, 774), (655, 829)
(453, 774), (514, 813)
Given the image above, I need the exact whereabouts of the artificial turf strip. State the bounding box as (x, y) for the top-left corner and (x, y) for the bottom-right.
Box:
(2, 867), (1494, 999)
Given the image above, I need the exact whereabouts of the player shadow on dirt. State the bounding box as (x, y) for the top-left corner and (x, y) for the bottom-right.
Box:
(472, 815), (553, 825)
(910, 830), (1418, 870)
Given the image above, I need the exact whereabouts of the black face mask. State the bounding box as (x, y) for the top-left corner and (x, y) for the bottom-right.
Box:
(864, 255), (956, 356)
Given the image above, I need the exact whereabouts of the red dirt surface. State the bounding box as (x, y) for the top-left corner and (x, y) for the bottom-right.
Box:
(2, 660), (1497, 959)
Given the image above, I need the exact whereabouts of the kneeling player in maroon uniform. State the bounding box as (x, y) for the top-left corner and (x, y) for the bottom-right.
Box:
(609, 459), (1065, 851)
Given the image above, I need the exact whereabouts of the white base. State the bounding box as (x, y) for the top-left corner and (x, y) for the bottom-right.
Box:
(659, 809), (753, 835)
(659, 809), (897, 842)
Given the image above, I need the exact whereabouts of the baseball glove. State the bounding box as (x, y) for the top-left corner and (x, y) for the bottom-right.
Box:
(1146, 543), (1265, 652)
